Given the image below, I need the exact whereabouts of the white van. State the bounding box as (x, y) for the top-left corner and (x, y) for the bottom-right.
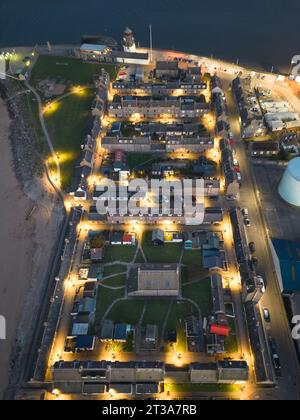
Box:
(242, 208), (249, 217)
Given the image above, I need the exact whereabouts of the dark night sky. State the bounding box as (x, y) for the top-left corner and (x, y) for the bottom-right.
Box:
(0, 0), (299, 69)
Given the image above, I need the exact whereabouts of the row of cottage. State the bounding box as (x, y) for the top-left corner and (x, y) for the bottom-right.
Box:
(229, 208), (269, 383)
(108, 95), (210, 119)
(72, 69), (110, 196)
(101, 135), (214, 153)
(211, 76), (241, 198)
(52, 360), (249, 393)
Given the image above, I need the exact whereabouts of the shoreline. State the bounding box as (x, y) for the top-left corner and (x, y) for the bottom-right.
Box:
(0, 89), (64, 398)
(0, 97), (35, 397)
(1, 44), (290, 75)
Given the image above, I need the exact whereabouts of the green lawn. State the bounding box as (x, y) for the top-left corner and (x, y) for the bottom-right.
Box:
(103, 245), (137, 263)
(225, 318), (239, 354)
(166, 301), (198, 331)
(182, 278), (212, 319)
(225, 335), (239, 354)
(94, 286), (124, 328)
(44, 91), (94, 189)
(102, 274), (127, 288)
(134, 250), (146, 264)
(30, 55), (118, 87)
(126, 153), (156, 170)
(103, 264), (127, 278)
(106, 300), (145, 325)
(121, 122), (138, 137)
(181, 250), (202, 267)
(141, 300), (172, 329)
(29, 55), (119, 190)
(142, 232), (183, 263)
(181, 250), (209, 284)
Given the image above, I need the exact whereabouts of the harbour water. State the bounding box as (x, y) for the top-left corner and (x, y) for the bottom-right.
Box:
(0, 0), (299, 71)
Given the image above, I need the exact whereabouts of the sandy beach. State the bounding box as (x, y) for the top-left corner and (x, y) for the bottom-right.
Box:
(0, 98), (63, 399)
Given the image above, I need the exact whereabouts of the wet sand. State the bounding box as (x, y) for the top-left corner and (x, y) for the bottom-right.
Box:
(0, 98), (63, 398)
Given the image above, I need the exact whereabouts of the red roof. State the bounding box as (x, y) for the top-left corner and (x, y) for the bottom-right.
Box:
(210, 324), (230, 337)
(123, 234), (132, 243)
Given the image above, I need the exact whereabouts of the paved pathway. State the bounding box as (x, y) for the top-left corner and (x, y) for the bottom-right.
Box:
(24, 81), (64, 199)
(101, 297), (126, 324)
(160, 301), (173, 347)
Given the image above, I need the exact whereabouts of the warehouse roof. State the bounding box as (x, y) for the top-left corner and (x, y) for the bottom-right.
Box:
(80, 44), (108, 53)
(272, 239), (300, 293)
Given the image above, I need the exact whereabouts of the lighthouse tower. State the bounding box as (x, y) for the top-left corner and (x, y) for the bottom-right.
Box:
(122, 27), (136, 53)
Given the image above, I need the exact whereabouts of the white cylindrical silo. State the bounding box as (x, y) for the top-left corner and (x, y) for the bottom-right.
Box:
(278, 157), (300, 207)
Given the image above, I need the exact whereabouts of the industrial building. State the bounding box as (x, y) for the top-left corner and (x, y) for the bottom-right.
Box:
(250, 141), (279, 157)
(270, 239), (300, 294)
(278, 157), (300, 207)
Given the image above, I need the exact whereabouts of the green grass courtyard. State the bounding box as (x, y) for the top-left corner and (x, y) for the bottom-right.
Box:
(93, 237), (214, 353)
(29, 55), (119, 190)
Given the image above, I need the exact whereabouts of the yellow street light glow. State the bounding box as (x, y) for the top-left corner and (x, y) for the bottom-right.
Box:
(52, 388), (60, 397)
(130, 113), (142, 123)
(101, 116), (110, 128)
(43, 101), (60, 115)
(71, 85), (87, 96)
(109, 388), (116, 397)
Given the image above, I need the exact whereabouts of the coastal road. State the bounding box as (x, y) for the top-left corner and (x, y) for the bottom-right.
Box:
(222, 74), (300, 400)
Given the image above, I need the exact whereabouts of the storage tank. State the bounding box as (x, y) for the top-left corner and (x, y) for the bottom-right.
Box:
(278, 157), (300, 207)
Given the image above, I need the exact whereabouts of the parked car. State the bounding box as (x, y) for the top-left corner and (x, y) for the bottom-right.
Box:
(273, 354), (282, 375)
(244, 218), (251, 227)
(226, 195), (237, 201)
(248, 256), (258, 271)
(263, 308), (271, 323)
(249, 242), (256, 253)
(257, 275), (266, 293)
(242, 208), (249, 217)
